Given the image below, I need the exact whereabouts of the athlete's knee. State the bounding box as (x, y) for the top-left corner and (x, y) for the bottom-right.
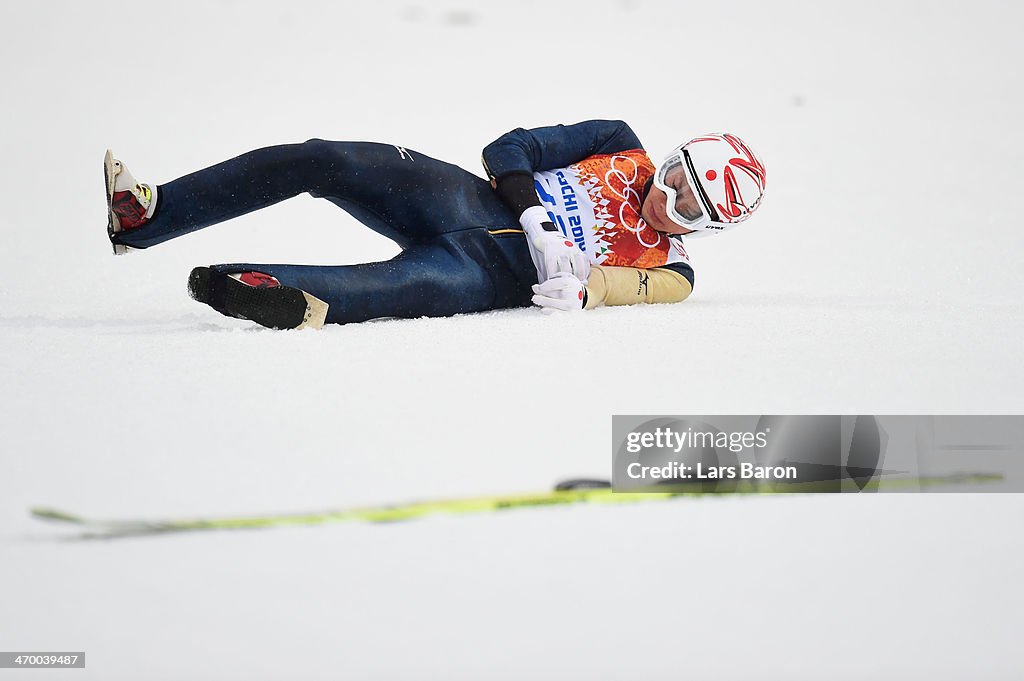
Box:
(300, 137), (330, 153)
(298, 138), (338, 167)
(298, 138), (355, 197)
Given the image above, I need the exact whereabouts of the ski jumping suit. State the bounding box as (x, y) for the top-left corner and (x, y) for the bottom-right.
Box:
(113, 120), (695, 324)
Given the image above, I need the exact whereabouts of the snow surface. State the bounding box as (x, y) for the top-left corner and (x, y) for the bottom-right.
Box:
(2, 1), (1023, 679)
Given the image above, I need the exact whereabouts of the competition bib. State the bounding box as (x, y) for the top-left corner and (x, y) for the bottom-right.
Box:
(532, 149), (691, 269)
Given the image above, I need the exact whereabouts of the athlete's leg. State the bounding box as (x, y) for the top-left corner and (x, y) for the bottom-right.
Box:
(199, 238), (504, 325)
(300, 139), (516, 244)
(114, 140), (516, 250)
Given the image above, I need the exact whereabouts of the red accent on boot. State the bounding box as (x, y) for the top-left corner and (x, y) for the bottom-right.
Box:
(111, 190), (150, 230)
(237, 272), (281, 288)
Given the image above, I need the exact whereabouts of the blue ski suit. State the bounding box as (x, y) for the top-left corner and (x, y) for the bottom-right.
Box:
(113, 120), (685, 324)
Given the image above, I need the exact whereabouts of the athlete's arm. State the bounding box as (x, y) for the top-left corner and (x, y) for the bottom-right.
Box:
(531, 263), (694, 312)
(583, 264), (693, 309)
(482, 119), (643, 182)
(481, 120), (641, 283)
(481, 119), (643, 217)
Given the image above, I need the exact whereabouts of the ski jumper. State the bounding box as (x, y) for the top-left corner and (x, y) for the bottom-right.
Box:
(113, 120), (695, 324)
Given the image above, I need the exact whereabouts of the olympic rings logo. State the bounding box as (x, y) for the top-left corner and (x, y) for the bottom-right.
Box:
(603, 155), (661, 249)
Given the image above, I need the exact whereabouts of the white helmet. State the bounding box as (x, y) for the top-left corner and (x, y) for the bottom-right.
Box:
(653, 133), (766, 237)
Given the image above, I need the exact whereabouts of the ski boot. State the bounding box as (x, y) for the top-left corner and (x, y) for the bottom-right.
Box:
(103, 149), (157, 255)
(187, 267), (329, 330)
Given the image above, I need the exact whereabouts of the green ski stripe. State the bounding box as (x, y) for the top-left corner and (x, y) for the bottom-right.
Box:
(30, 473), (1003, 537)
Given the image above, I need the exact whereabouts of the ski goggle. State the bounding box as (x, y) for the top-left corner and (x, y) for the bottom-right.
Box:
(652, 149), (721, 233)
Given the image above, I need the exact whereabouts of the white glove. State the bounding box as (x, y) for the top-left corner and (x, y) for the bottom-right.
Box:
(519, 206), (591, 282)
(532, 272), (586, 313)
(531, 230), (591, 282)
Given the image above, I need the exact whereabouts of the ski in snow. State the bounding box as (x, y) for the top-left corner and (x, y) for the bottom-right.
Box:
(30, 473), (1002, 538)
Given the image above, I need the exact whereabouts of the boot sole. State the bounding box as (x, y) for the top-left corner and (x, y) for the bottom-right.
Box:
(103, 149), (128, 255)
(187, 267), (328, 330)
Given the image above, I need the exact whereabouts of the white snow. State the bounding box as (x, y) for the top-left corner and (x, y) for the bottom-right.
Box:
(1, 1), (1023, 679)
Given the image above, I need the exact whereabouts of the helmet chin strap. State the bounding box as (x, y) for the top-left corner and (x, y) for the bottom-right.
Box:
(640, 176), (654, 204)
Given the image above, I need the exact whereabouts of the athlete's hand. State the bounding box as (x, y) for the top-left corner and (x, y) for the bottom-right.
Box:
(532, 229), (591, 281)
(532, 272), (586, 313)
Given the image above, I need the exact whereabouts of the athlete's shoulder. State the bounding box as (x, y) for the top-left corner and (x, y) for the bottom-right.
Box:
(483, 119), (646, 177)
(579, 119), (644, 154)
